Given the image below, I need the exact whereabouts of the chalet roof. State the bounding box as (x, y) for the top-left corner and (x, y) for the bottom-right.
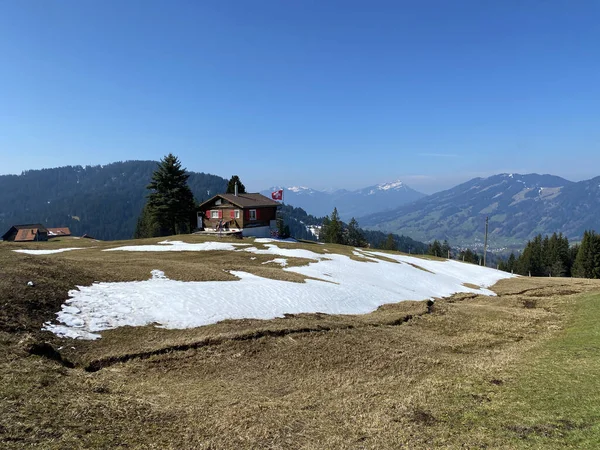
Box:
(2, 224), (49, 241)
(10, 224), (48, 232)
(47, 227), (71, 237)
(15, 228), (40, 242)
(199, 193), (280, 209)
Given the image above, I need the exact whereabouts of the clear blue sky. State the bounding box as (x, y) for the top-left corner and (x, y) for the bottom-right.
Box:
(1, 0), (599, 194)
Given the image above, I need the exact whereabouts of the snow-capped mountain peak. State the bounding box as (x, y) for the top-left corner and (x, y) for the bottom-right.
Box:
(287, 186), (311, 193)
(261, 180), (425, 220)
(375, 180), (405, 191)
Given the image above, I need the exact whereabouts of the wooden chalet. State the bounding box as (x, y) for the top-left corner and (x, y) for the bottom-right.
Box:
(1, 224), (49, 242)
(198, 192), (280, 238)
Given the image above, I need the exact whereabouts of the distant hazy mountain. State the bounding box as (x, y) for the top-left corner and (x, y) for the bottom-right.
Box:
(261, 180), (426, 220)
(0, 161), (227, 240)
(360, 173), (600, 248)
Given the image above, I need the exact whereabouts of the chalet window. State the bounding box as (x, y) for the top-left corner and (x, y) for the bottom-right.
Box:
(211, 210), (219, 219)
(249, 209), (257, 220)
(235, 210), (241, 219)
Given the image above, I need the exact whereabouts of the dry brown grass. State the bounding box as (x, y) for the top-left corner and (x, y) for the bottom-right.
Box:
(2, 237), (600, 448)
(0, 235), (318, 334)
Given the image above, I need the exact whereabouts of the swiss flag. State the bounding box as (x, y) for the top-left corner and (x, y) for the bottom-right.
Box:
(271, 189), (283, 201)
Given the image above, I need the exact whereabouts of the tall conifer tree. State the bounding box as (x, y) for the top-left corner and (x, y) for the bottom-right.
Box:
(326, 208), (344, 244)
(146, 154), (196, 236)
(226, 175), (246, 194)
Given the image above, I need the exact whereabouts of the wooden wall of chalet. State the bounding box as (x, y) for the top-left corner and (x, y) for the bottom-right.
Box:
(203, 206), (276, 230)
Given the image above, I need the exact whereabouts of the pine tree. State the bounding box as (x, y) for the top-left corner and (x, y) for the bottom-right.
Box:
(516, 235), (544, 276)
(226, 175), (246, 194)
(346, 218), (367, 247)
(428, 240), (442, 257)
(319, 216), (330, 242)
(573, 230), (600, 278)
(573, 231), (591, 278)
(133, 203), (160, 238)
(325, 207), (343, 244)
(146, 154), (196, 236)
(441, 240), (451, 258)
(276, 216), (291, 239)
(569, 243), (580, 274)
(542, 234), (551, 276)
(507, 252), (516, 272)
(458, 248), (479, 264)
(383, 233), (397, 251)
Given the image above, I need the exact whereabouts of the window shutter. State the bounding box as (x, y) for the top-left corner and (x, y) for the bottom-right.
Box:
(255, 209), (260, 220)
(244, 210), (249, 220)
(230, 210), (235, 219)
(206, 210), (211, 217)
(218, 210), (223, 219)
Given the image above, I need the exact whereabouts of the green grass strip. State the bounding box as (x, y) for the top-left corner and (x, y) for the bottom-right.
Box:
(492, 293), (600, 448)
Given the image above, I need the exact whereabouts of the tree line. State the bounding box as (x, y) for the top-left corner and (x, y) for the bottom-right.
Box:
(498, 231), (600, 278)
(318, 207), (428, 253)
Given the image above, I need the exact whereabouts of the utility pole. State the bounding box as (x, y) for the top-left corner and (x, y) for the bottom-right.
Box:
(483, 216), (489, 267)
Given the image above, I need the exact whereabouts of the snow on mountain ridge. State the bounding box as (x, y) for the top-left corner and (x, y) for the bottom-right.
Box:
(376, 180), (405, 191)
(288, 186), (311, 193)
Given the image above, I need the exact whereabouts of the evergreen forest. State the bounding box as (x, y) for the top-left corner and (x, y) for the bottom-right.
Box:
(498, 231), (600, 279)
(0, 161), (226, 240)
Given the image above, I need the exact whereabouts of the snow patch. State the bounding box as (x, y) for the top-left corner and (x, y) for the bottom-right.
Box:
(262, 258), (288, 266)
(255, 238), (298, 244)
(43, 242), (514, 339)
(151, 269), (167, 279)
(243, 244), (321, 260)
(104, 240), (249, 252)
(13, 248), (85, 255)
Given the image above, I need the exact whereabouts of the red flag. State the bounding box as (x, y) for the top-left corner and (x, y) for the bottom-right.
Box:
(271, 189), (283, 200)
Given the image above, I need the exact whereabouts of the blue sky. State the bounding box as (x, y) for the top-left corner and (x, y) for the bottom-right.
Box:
(1, 1), (599, 194)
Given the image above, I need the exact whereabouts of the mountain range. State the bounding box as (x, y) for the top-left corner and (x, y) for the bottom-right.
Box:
(260, 181), (426, 220)
(359, 173), (600, 248)
(0, 161), (427, 249)
(2, 162), (599, 248)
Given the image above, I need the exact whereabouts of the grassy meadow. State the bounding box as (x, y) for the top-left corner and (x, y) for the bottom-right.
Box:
(1, 235), (600, 448)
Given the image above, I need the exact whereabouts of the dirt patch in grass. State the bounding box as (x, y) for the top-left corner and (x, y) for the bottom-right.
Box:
(405, 261), (434, 273)
(506, 420), (589, 439)
(63, 299), (430, 369)
(355, 251), (401, 264)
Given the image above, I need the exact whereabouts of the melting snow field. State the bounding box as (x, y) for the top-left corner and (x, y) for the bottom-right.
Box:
(13, 248), (86, 255)
(103, 240), (249, 252)
(43, 241), (514, 339)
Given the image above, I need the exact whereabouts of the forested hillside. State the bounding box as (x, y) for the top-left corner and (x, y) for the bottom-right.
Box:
(0, 161), (227, 240)
(361, 173), (600, 247)
(277, 204), (322, 241)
